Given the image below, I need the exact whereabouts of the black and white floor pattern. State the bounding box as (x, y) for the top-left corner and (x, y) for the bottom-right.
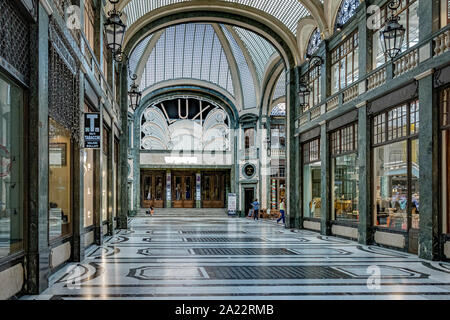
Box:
(23, 209), (450, 300)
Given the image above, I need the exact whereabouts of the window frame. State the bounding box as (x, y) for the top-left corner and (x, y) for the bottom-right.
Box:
(371, 99), (421, 233)
(331, 30), (359, 94)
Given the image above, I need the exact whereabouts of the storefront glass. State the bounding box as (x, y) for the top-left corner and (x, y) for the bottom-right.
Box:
(303, 139), (321, 219)
(0, 75), (23, 258)
(83, 148), (94, 228)
(372, 101), (420, 231)
(102, 127), (109, 222)
(49, 118), (72, 240)
(373, 141), (408, 230)
(332, 154), (359, 222)
(443, 129), (450, 234)
(331, 123), (359, 222)
(441, 87), (450, 234)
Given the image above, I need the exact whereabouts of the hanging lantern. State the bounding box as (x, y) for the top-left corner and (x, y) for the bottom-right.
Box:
(104, 0), (126, 54)
(128, 80), (142, 111)
(380, 0), (405, 60)
(298, 80), (311, 107)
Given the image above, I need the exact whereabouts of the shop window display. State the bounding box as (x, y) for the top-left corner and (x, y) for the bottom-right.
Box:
(372, 101), (420, 231)
(102, 126), (109, 222)
(0, 75), (24, 258)
(331, 123), (359, 222)
(303, 139), (321, 219)
(441, 87), (450, 234)
(49, 118), (73, 240)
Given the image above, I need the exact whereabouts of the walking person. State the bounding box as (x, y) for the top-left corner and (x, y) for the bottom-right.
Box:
(252, 198), (260, 221)
(277, 198), (286, 224)
(150, 206), (154, 216)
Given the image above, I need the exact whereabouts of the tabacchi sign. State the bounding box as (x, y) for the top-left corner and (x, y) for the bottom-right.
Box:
(84, 112), (101, 149)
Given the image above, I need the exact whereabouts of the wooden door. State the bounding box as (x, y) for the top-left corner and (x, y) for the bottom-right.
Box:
(202, 172), (225, 208)
(172, 172), (195, 208)
(141, 171), (165, 208)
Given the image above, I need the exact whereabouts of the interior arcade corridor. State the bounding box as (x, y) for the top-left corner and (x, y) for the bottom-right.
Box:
(2, 0), (450, 302)
(22, 210), (450, 300)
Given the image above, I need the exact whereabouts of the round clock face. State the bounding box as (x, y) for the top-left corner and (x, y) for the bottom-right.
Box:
(243, 164), (255, 178)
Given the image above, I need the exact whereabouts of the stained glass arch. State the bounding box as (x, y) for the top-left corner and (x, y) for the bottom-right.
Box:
(334, 0), (361, 32)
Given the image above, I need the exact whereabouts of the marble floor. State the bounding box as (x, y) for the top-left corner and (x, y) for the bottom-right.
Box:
(23, 209), (450, 300)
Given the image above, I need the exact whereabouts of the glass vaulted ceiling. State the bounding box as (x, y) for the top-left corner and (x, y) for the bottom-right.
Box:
(130, 22), (281, 109)
(123, 0), (312, 35)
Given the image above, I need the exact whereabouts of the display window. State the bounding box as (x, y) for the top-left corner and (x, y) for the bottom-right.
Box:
(372, 100), (420, 231)
(114, 138), (119, 218)
(270, 160), (286, 210)
(441, 87), (450, 234)
(0, 74), (24, 258)
(331, 123), (359, 222)
(49, 118), (73, 240)
(102, 126), (109, 222)
(302, 138), (321, 219)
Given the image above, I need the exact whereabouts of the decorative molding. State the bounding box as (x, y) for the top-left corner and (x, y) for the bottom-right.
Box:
(356, 101), (366, 109)
(414, 68), (435, 81)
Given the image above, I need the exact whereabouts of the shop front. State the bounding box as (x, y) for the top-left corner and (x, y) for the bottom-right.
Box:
(329, 121), (359, 240)
(441, 86), (450, 260)
(372, 100), (420, 253)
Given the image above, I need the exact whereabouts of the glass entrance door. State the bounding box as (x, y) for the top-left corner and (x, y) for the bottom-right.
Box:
(172, 172), (195, 208)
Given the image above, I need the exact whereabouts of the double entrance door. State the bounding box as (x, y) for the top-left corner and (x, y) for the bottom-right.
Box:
(141, 171), (165, 208)
(172, 171), (195, 208)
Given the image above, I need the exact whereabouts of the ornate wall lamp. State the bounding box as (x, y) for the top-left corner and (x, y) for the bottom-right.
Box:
(380, 0), (406, 60)
(298, 55), (324, 108)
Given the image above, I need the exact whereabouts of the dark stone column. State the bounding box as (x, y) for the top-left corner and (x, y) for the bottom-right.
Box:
(358, 3), (371, 75)
(26, 3), (50, 294)
(294, 134), (302, 229)
(118, 65), (129, 229)
(418, 0), (440, 41)
(286, 67), (299, 229)
(418, 71), (440, 260)
(72, 70), (85, 261)
(357, 102), (373, 244)
(320, 122), (331, 235)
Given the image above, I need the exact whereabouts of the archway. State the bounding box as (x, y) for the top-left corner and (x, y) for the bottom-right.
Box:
(117, 5), (300, 227)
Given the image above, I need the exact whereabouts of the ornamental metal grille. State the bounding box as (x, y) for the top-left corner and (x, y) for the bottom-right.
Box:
(48, 19), (81, 144)
(0, 0), (31, 83)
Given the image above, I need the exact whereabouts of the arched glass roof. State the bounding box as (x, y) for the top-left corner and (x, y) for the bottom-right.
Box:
(233, 27), (277, 82)
(272, 70), (286, 101)
(122, 0), (312, 35)
(137, 24), (235, 97)
(130, 22), (280, 110)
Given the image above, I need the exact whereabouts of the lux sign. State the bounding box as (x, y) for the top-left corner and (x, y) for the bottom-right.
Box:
(84, 113), (101, 149)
